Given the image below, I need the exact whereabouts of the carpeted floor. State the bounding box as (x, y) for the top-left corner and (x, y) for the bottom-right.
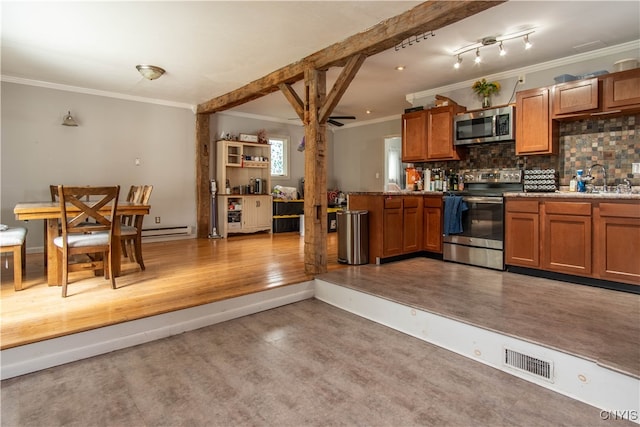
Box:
(1, 299), (629, 427)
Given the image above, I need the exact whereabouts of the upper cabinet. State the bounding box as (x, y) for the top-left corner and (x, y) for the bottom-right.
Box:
(426, 105), (465, 161)
(401, 104), (465, 162)
(401, 110), (428, 162)
(516, 87), (558, 155)
(603, 68), (640, 111)
(551, 77), (599, 118)
(550, 68), (640, 120)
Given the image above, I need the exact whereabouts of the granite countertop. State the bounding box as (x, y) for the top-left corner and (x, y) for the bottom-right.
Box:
(349, 191), (444, 196)
(505, 191), (640, 200)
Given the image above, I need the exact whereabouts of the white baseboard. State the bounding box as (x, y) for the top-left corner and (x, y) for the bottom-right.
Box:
(1, 281), (314, 380)
(315, 279), (640, 423)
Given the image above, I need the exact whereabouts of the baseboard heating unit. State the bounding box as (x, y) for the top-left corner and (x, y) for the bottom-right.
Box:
(141, 225), (193, 239)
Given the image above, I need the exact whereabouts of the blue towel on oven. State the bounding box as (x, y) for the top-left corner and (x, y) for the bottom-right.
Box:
(443, 196), (468, 236)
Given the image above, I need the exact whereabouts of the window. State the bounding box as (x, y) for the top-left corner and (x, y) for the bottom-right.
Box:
(270, 136), (289, 178)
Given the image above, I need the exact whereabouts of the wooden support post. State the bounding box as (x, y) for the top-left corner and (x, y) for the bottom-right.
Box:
(196, 113), (211, 238)
(304, 68), (328, 275)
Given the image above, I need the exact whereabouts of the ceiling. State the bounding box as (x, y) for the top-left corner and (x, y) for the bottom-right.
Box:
(2, 1), (639, 127)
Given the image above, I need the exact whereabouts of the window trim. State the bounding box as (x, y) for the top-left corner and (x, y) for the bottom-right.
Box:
(269, 135), (290, 179)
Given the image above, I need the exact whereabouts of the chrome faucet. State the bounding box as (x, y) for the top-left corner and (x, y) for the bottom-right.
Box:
(587, 163), (608, 192)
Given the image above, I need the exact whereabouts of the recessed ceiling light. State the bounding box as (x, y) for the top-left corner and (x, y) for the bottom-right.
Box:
(395, 65), (405, 71)
(366, 110), (372, 114)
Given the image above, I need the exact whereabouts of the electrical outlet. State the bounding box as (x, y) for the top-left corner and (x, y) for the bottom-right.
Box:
(518, 74), (525, 84)
(632, 163), (640, 174)
(155, 216), (161, 224)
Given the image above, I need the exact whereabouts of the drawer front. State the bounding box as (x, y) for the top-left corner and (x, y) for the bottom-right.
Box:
(598, 202), (640, 219)
(403, 197), (420, 209)
(384, 198), (403, 209)
(423, 196), (442, 208)
(544, 201), (591, 216)
(506, 200), (539, 213)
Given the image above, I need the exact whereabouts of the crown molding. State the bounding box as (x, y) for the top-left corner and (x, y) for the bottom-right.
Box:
(406, 40), (640, 104)
(0, 75), (195, 111)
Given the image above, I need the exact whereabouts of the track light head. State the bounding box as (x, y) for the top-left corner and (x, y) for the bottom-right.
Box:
(454, 55), (462, 69)
(499, 42), (506, 56)
(524, 34), (532, 49)
(474, 48), (481, 64)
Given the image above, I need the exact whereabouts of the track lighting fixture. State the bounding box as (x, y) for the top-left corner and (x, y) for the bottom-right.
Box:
(452, 28), (535, 69)
(454, 55), (462, 69)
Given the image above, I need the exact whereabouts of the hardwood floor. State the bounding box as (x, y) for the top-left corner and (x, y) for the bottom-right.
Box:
(0, 232), (345, 350)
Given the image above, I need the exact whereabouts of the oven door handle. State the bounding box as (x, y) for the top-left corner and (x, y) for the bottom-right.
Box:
(461, 196), (503, 204)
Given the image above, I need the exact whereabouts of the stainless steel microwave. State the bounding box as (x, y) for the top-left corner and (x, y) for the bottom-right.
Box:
(454, 105), (515, 145)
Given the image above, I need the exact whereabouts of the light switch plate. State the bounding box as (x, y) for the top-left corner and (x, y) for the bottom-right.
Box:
(632, 163), (640, 174)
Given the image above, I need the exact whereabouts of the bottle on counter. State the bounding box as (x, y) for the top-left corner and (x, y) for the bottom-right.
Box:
(576, 170), (586, 192)
(458, 173), (464, 191)
(569, 175), (577, 192)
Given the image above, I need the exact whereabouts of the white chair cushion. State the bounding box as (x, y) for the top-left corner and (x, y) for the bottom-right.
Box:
(119, 225), (138, 236)
(0, 227), (28, 247)
(53, 233), (109, 248)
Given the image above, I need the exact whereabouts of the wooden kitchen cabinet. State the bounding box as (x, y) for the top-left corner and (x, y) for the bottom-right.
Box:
(402, 197), (423, 253)
(426, 105), (465, 161)
(593, 201), (640, 285)
(216, 140), (272, 237)
(401, 110), (428, 162)
(515, 87), (558, 155)
(505, 199), (540, 268)
(423, 195), (443, 253)
(383, 197), (404, 256)
(541, 201), (592, 277)
(602, 68), (640, 112)
(348, 194), (424, 263)
(551, 77), (599, 118)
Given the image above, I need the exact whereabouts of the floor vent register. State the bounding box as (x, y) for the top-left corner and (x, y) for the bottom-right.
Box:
(504, 348), (554, 381)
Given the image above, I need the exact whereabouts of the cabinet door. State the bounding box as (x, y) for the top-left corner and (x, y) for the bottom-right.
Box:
(552, 78), (599, 117)
(423, 196), (442, 253)
(402, 111), (428, 162)
(427, 106), (461, 160)
(603, 68), (640, 111)
(516, 87), (557, 155)
(542, 202), (592, 276)
(383, 198), (403, 257)
(593, 202), (640, 285)
(505, 200), (539, 267)
(243, 196), (272, 230)
(402, 197), (422, 253)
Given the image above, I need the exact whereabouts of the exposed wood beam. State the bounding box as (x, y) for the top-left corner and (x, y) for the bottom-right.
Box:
(278, 83), (304, 121)
(319, 54), (366, 124)
(196, 1), (504, 114)
(195, 113), (211, 238)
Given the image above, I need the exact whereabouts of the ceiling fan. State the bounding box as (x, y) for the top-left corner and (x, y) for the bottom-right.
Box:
(289, 115), (356, 127)
(327, 115), (356, 127)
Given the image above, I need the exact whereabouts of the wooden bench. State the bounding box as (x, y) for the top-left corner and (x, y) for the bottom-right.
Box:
(0, 227), (27, 290)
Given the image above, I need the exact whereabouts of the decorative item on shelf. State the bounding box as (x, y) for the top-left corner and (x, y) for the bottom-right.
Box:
(257, 129), (267, 144)
(297, 136), (305, 152)
(472, 78), (500, 108)
(239, 133), (258, 143)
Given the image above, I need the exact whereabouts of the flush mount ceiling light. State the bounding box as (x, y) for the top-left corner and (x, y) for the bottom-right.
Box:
(61, 111), (78, 127)
(452, 28), (535, 69)
(136, 64), (166, 80)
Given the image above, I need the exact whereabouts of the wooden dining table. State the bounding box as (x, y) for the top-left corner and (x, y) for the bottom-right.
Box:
(14, 201), (150, 286)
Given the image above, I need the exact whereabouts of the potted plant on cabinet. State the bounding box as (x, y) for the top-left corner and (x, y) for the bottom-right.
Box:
(472, 78), (501, 108)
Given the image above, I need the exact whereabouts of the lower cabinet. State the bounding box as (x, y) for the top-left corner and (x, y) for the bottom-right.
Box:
(423, 195), (443, 253)
(541, 201), (592, 276)
(219, 195), (272, 237)
(349, 194), (431, 263)
(505, 197), (639, 286)
(505, 200), (539, 267)
(593, 202), (640, 284)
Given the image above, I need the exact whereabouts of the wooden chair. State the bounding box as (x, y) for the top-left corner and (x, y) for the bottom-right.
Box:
(120, 185), (153, 270)
(0, 227), (28, 291)
(53, 185), (120, 297)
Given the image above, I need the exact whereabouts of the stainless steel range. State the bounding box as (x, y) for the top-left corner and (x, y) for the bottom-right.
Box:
(443, 169), (523, 270)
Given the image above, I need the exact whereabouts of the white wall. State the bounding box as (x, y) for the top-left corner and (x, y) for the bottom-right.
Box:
(1, 82), (196, 252)
(331, 118), (401, 192)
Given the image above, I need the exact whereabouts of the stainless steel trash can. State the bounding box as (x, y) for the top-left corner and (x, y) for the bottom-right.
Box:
(337, 210), (369, 265)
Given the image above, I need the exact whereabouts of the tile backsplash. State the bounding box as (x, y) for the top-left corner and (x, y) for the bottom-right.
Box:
(420, 113), (639, 187)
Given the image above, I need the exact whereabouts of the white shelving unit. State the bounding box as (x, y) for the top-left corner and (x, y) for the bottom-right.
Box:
(216, 140), (272, 238)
